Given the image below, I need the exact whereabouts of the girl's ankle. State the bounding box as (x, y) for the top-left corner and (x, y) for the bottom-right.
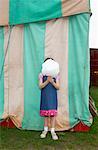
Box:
(50, 128), (55, 133)
(44, 126), (48, 132)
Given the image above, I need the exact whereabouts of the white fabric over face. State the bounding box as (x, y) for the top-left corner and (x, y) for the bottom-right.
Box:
(41, 59), (59, 77)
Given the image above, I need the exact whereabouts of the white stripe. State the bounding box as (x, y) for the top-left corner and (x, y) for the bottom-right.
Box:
(3, 25), (24, 128)
(45, 18), (70, 130)
(62, 0), (89, 17)
(0, 0), (9, 25)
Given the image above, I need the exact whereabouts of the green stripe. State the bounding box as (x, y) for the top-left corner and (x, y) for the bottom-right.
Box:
(22, 22), (46, 130)
(0, 27), (4, 120)
(68, 13), (92, 127)
(9, 0), (62, 25)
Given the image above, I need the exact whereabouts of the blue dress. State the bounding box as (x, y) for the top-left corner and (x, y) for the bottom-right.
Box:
(40, 75), (58, 117)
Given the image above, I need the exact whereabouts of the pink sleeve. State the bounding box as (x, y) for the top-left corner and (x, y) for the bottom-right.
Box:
(56, 74), (60, 82)
(39, 73), (43, 83)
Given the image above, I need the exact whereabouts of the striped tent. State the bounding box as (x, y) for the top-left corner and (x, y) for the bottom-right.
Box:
(0, 0), (93, 131)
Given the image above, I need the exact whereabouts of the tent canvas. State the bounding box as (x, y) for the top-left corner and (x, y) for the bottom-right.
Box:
(0, 0), (92, 131)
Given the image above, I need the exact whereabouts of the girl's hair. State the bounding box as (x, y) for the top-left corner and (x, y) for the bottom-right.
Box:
(44, 58), (54, 62)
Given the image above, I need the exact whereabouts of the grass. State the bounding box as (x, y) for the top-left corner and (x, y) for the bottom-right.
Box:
(0, 87), (98, 150)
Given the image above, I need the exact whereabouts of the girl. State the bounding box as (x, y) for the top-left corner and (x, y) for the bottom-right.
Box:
(39, 58), (60, 140)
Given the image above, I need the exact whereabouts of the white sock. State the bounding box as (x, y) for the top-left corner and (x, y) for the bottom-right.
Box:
(51, 128), (55, 133)
(44, 126), (48, 132)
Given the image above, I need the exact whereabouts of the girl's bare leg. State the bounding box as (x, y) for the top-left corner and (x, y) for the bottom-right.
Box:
(40, 117), (48, 138)
(50, 116), (56, 129)
(50, 116), (58, 140)
(44, 117), (48, 127)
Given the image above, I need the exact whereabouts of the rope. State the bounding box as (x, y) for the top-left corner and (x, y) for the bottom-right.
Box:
(0, 26), (13, 80)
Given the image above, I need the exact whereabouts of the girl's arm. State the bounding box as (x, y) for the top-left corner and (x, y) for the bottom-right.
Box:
(39, 74), (49, 89)
(48, 76), (60, 90)
(51, 80), (60, 90)
(39, 80), (49, 89)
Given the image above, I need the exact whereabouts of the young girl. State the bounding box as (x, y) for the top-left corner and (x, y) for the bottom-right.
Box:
(39, 58), (60, 140)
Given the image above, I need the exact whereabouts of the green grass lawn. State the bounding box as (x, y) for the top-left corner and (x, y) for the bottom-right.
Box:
(0, 87), (98, 150)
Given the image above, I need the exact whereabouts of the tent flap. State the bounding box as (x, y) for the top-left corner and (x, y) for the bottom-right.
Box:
(0, 0), (90, 26)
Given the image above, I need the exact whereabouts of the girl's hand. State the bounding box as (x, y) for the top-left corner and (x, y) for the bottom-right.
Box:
(47, 76), (53, 83)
